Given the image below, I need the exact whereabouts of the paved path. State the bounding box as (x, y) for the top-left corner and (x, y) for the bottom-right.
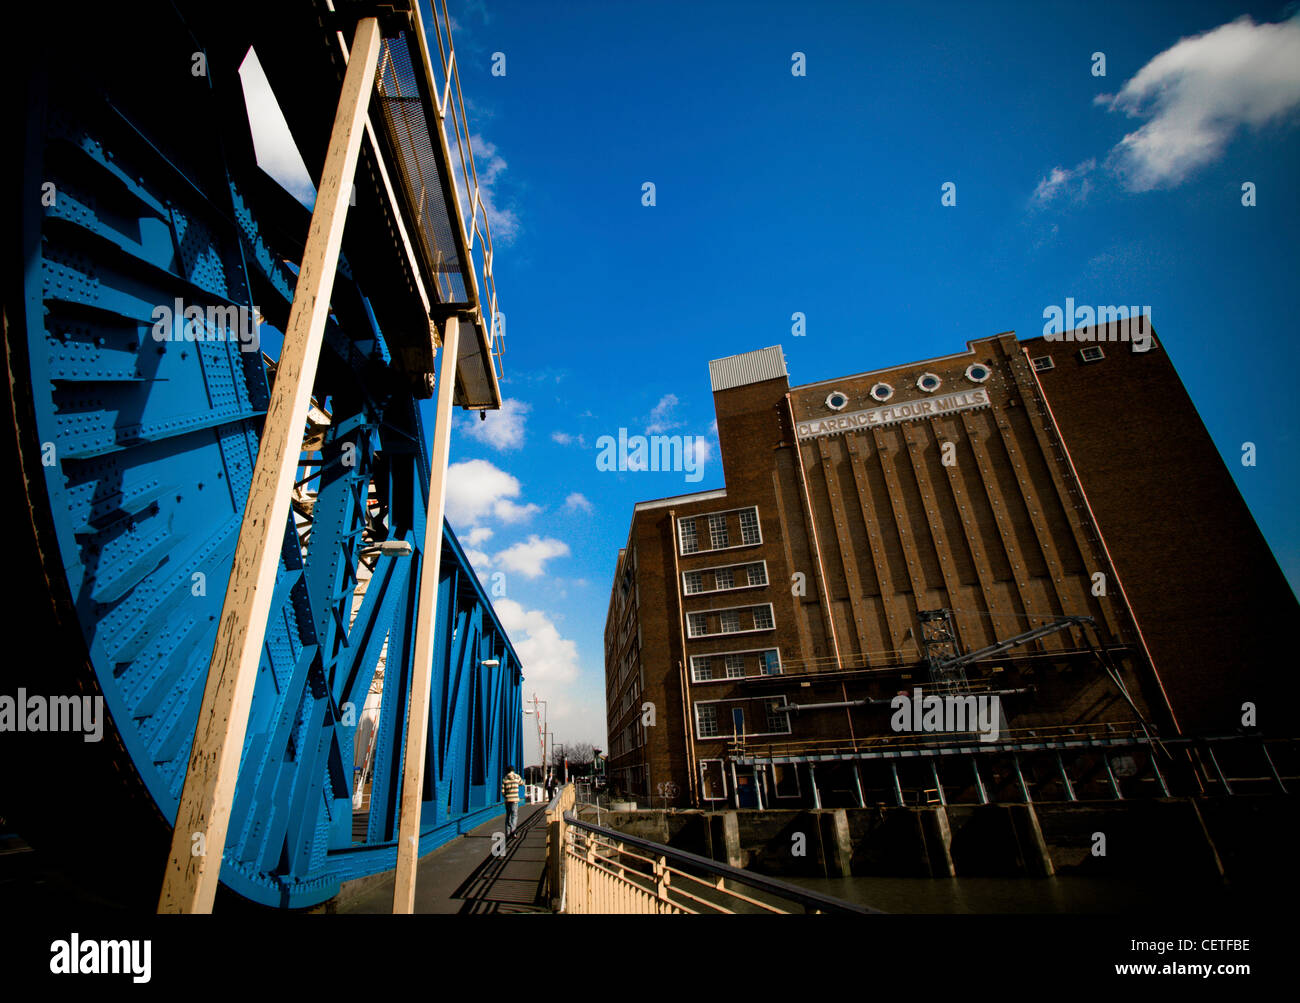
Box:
(338, 803), (551, 914)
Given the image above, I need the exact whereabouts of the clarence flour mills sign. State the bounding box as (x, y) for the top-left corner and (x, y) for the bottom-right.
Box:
(796, 387), (991, 440)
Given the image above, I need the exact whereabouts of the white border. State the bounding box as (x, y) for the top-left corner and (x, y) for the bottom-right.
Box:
(693, 697), (793, 739)
(677, 505), (763, 556)
(686, 602), (776, 639)
(682, 559), (769, 596)
(689, 646), (782, 683)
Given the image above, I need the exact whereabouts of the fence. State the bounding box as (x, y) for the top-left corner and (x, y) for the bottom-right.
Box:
(550, 798), (876, 915)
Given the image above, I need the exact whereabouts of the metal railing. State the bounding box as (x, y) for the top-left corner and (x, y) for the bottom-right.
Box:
(554, 807), (877, 915)
(425, 0), (502, 374)
(730, 720), (1154, 761)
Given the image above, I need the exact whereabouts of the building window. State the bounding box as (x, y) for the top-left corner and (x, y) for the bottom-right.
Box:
(691, 656), (713, 682)
(740, 508), (761, 545)
(765, 700), (789, 734)
(747, 563), (767, 587)
(826, 391), (849, 411)
(696, 703), (719, 738)
(708, 513), (729, 549)
(684, 570), (703, 594)
(1079, 346), (1105, 362)
(763, 650), (781, 675)
(1031, 356), (1054, 372)
(870, 382), (894, 402)
(687, 612), (709, 638)
(753, 605), (774, 630)
(720, 609), (741, 633)
(714, 567), (734, 590)
(965, 363), (991, 383)
(679, 518), (698, 554)
(725, 654), (746, 678)
(916, 372), (942, 393)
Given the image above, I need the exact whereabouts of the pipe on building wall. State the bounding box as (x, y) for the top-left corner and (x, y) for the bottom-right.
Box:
(669, 508), (700, 806)
(783, 394), (844, 674)
(775, 687), (1034, 714)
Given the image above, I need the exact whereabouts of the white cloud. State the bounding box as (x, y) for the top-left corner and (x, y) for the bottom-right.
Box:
(445, 459), (538, 528)
(551, 431), (587, 447)
(493, 535), (570, 578)
(686, 437), (712, 469)
(463, 133), (520, 244)
(494, 498), (543, 523)
(493, 599), (579, 686)
(1030, 159), (1096, 207)
(238, 50), (316, 208)
(464, 548), (492, 571)
(460, 397), (529, 451)
(646, 394), (682, 434)
(1098, 14), (1300, 190)
(466, 526), (494, 547)
(564, 492), (593, 514)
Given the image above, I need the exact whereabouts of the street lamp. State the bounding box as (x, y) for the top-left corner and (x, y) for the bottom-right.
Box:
(523, 694), (549, 787)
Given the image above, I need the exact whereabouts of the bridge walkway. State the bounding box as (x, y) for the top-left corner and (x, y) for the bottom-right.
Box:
(337, 803), (550, 914)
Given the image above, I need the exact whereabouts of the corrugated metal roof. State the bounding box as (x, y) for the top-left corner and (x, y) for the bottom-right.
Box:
(708, 345), (788, 392)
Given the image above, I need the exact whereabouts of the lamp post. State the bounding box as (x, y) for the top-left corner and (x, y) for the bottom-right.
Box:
(524, 694), (548, 789)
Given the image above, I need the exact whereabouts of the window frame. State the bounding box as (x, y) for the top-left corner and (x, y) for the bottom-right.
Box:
(681, 560), (768, 597)
(689, 647), (783, 684)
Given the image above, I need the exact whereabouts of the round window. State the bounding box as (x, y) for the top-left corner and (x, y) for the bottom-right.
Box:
(965, 364), (990, 383)
(870, 382), (894, 402)
(826, 391), (849, 411)
(916, 373), (942, 393)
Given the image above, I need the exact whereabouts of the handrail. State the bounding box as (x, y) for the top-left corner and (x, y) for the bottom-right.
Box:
(729, 720), (1156, 760)
(730, 726), (1296, 762)
(562, 810), (879, 915)
(427, 0), (502, 373)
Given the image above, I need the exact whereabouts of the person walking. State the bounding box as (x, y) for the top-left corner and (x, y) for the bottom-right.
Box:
(501, 765), (523, 838)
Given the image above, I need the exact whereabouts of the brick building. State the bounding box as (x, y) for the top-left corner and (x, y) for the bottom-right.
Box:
(603, 324), (1297, 809)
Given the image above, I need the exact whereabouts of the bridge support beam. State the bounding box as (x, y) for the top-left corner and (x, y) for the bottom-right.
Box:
(393, 314), (462, 914)
(157, 16), (382, 914)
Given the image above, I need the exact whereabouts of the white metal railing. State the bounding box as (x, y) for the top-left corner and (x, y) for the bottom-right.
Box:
(425, 0), (503, 377)
(554, 804), (876, 915)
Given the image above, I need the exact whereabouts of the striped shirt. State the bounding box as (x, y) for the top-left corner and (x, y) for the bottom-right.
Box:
(501, 772), (522, 803)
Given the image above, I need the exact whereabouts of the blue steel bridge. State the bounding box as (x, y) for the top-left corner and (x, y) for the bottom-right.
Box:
(4, 0), (522, 909)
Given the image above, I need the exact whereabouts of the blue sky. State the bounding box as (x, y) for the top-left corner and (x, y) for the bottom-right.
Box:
(409, 1), (1300, 755)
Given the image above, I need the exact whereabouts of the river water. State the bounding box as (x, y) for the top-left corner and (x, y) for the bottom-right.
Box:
(779, 874), (1243, 914)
